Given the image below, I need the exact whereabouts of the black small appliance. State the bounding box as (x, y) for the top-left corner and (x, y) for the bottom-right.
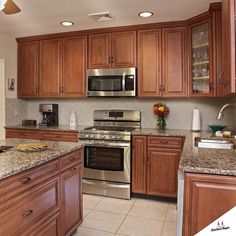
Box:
(39, 104), (58, 126)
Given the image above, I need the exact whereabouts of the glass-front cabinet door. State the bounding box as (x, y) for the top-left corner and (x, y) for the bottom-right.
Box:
(191, 21), (213, 96)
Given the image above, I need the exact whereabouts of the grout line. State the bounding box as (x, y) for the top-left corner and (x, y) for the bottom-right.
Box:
(78, 226), (117, 235)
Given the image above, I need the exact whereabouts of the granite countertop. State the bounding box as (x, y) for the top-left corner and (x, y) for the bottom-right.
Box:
(0, 138), (83, 180)
(5, 125), (87, 132)
(132, 128), (236, 177)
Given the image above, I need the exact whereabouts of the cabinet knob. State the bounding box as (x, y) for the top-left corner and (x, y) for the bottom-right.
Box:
(22, 210), (33, 217)
(218, 72), (225, 85)
(19, 177), (31, 184)
(160, 141), (168, 144)
(69, 156), (77, 161)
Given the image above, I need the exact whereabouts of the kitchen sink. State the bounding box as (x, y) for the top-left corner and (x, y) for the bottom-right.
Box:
(195, 137), (235, 150)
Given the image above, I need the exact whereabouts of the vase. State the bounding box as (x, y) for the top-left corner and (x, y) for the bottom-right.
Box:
(157, 116), (166, 130)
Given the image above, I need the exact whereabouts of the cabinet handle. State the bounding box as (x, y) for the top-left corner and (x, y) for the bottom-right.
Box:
(108, 56), (111, 64)
(19, 177), (31, 184)
(69, 156), (77, 161)
(160, 141), (168, 144)
(209, 82), (214, 91)
(111, 56), (114, 64)
(70, 167), (77, 172)
(22, 210), (33, 217)
(159, 85), (163, 92)
(218, 72), (225, 85)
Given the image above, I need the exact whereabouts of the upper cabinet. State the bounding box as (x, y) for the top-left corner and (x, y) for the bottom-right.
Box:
(88, 31), (136, 68)
(138, 26), (188, 97)
(18, 41), (39, 98)
(18, 36), (87, 98)
(190, 20), (213, 96)
(220, 0), (235, 95)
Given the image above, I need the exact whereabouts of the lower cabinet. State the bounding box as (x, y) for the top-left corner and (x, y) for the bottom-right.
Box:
(183, 173), (236, 236)
(132, 135), (183, 198)
(61, 164), (83, 236)
(0, 148), (83, 236)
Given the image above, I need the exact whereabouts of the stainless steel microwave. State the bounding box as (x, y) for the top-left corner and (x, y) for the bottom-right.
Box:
(87, 68), (136, 97)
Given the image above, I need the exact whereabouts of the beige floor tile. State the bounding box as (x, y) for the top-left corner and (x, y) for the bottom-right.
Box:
(95, 197), (136, 215)
(165, 203), (177, 223)
(74, 226), (114, 236)
(83, 194), (103, 209)
(128, 198), (169, 221)
(117, 215), (164, 236)
(82, 210), (126, 233)
(161, 221), (176, 236)
(83, 208), (92, 218)
(168, 203), (177, 211)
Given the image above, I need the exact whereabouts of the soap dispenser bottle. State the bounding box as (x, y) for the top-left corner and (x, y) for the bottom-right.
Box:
(69, 110), (77, 127)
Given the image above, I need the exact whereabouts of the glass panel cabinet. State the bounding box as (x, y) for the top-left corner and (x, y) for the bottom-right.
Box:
(191, 22), (212, 95)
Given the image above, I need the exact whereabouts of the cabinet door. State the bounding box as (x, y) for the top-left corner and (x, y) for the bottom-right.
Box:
(88, 33), (111, 68)
(184, 173), (236, 236)
(147, 148), (181, 197)
(61, 164), (83, 235)
(162, 27), (188, 97)
(221, 0), (235, 95)
(18, 41), (39, 98)
(62, 36), (87, 97)
(132, 136), (147, 194)
(138, 30), (162, 97)
(112, 31), (136, 67)
(39, 39), (62, 97)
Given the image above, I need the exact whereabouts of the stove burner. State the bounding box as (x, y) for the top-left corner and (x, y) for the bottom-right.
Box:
(84, 126), (135, 132)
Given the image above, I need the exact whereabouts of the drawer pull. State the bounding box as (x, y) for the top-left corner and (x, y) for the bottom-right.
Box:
(71, 167), (77, 172)
(160, 141), (168, 144)
(22, 210), (33, 217)
(69, 156), (77, 161)
(19, 177), (31, 184)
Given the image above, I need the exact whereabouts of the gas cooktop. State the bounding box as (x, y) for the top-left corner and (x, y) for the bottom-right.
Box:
(84, 126), (136, 132)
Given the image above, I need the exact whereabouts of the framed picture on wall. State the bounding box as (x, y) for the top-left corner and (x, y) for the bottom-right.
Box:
(8, 78), (15, 91)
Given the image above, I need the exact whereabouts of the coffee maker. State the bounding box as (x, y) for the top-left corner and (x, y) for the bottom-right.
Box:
(39, 104), (58, 126)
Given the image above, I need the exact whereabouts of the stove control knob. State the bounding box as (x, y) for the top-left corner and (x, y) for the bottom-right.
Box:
(90, 135), (95, 138)
(85, 134), (89, 138)
(117, 136), (122, 139)
(111, 136), (116, 139)
(101, 135), (105, 139)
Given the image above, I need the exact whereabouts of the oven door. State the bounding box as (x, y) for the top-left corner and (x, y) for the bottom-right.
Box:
(83, 142), (130, 183)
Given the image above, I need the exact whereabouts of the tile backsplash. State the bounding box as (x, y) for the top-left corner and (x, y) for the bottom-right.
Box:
(6, 97), (235, 131)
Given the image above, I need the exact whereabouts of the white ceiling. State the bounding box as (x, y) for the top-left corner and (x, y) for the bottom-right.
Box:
(0, 0), (220, 38)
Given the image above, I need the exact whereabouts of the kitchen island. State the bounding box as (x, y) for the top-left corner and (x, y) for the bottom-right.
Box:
(0, 138), (83, 236)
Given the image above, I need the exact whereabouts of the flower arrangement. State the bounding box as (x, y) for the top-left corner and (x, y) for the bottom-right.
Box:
(153, 103), (170, 130)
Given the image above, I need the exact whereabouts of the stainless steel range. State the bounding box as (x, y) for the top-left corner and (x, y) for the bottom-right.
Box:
(79, 110), (141, 199)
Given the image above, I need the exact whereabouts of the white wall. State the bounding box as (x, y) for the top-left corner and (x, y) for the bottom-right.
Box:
(0, 59), (5, 139)
(0, 33), (17, 99)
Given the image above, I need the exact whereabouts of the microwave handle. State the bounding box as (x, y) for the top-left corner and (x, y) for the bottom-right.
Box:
(122, 72), (126, 92)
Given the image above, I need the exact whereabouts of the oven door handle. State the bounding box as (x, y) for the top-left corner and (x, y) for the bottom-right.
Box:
(83, 179), (130, 189)
(83, 142), (130, 148)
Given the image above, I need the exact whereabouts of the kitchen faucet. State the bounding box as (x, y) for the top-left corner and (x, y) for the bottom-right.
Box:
(216, 103), (234, 120)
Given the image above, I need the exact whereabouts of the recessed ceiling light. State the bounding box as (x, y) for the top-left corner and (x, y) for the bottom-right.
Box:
(138, 11), (153, 18)
(60, 21), (74, 27)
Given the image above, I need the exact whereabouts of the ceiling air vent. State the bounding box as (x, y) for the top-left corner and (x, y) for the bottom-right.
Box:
(88, 12), (114, 22)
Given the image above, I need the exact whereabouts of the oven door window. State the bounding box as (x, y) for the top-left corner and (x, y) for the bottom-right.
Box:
(88, 76), (123, 91)
(84, 146), (124, 171)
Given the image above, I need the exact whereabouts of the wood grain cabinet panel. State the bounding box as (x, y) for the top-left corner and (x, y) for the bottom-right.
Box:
(88, 33), (111, 68)
(162, 27), (188, 97)
(112, 31), (136, 67)
(148, 136), (183, 149)
(18, 41), (39, 98)
(147, 148), (181, 197)
(60, 149), (82, 172)
(39, 39), (62, 97)
(221, 0), (235, 95)
(40, 131), (78, 142)
(132, 136), (147, 194)
(0, 177), (60, 236)
(5, 129), (40, 139)
(184, 173), (236, 236)
(62, 36), (87, 97)
(138, 29), (162, 97)
(61, 164), (83, 236)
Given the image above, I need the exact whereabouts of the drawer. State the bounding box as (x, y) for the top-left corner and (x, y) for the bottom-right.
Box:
(40, 131), (78, 142)
(60, 149), (82, 171)
(0, 177), (59, 236)
(0, 160), (59, 204)
(5, 129), (40, 139)
(147, 136), (183, 149)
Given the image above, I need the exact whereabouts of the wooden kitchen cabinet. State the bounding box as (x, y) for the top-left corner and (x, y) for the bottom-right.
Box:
(88, 31), (136, 68)
(132, 136), (147, 194)
(39, 39), (62, 97)
(18, 41), (39, 98)
(5, 128), (78, 142)
(137, 29), (162, 97)
(62, 36), (87, 97)
(183, 173), (236, 236)
(60, 164), (83, 235)
(162, 27), (188, 97)
(138, 27), (187, 97)
(132, 135), (183, 198)
(220, 0), (235, 95)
